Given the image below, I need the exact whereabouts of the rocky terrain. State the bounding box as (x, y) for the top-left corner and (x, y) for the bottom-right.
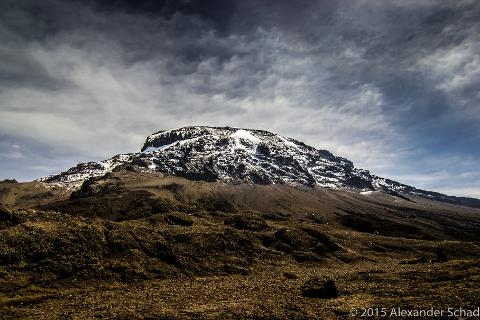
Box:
(1, 127), (480, 319)
(40, 126), (480, 208)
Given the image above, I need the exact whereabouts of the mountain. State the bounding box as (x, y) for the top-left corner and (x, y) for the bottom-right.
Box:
(40, 126), (480, 208)
(3, 126), (480, 319)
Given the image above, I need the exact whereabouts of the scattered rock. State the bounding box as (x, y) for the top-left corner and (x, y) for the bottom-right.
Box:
(164, 212), (193, 226)
(224, 212), (268, 231)
(283, 272), (298, 279)
(0, 209), (23, 230)
(400, 256), (429, 264)
(197, 195), (236, 213)
(261, 212), (290, 221)
(436, 248), (448, 262)
(151, 199), (177, 214)
(301, 277), (338, 298)
(304, 212), (326, 224)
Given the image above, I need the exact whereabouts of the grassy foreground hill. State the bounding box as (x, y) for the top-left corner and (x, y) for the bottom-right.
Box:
(1, 169), (480, 319)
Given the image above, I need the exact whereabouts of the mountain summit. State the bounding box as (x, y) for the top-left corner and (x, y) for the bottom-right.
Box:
(140, 126), (370, 188)
(41, 126), (479, 207)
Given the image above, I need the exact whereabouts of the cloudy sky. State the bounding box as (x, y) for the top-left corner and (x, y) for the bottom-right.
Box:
(0, 0), (479, 197)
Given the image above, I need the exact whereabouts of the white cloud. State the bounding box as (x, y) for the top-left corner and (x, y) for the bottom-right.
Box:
(434, 186), (480, 198)
(0, 26), (401, 172)
(0, 3), (477, 198)
(0, 144), (24, 159)
(418, 40), (480, 117)
(420, 41), (480, 90)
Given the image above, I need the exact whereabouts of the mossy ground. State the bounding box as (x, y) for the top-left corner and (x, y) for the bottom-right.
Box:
(1, 173), (480, 319)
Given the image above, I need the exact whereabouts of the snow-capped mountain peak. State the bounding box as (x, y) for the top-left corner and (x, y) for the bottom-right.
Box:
(39, 126), (479, 207)
(134, 126), (358, 187)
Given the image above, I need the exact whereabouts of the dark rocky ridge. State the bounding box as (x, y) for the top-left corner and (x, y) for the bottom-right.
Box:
(40, 126), (480, 208)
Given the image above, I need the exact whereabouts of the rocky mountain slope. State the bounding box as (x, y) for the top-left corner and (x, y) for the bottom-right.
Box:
(3, 129), (480, 318)
(40, 126), (480, 208)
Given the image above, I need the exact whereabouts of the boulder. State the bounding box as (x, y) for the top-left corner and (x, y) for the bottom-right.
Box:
(301, 277), (338, 298)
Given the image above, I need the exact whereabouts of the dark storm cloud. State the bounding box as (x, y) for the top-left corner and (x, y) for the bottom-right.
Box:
(0, 0), (478, 197)
(82, 0), (236, 24)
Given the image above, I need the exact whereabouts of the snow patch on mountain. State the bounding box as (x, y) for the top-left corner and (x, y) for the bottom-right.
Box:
(38, 126), (480, 207)
(230, 129), (262, 143)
